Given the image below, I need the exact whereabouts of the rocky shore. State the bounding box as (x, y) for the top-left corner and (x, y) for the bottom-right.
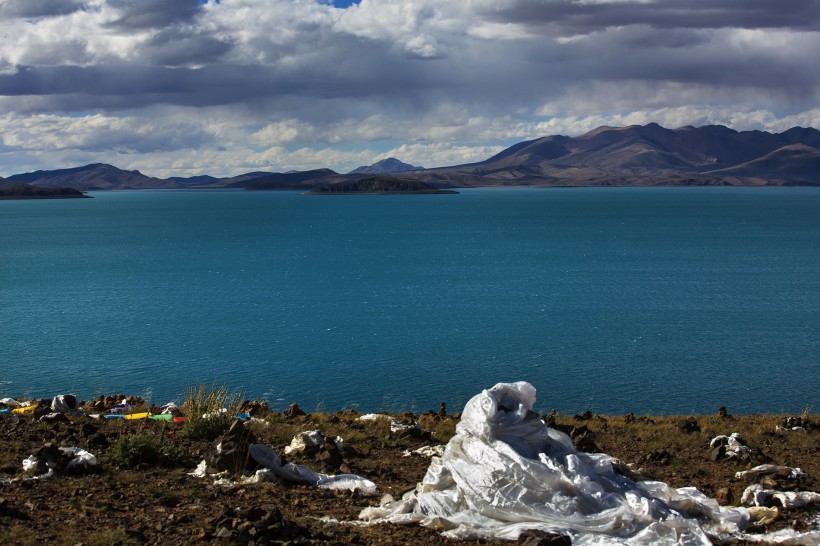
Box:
(1, 393), (818, 545)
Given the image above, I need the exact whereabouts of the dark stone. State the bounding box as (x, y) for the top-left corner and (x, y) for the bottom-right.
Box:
(716, 487), (734, 505)
(284, 403), (306, 418)
(206, 420), (258, 473)
(39, 412), (69, 424)
(87, 432), (109, 447)
(29, 444), (72, 474)
(79, 423), (98, 437)
(570, 426), (599, 453)
(518, 529), (573, 546)
(641, 449), (673, 465)
(709, 445), (727, 462)
(574, 410), (594, 421)
(677, 417), (700, 433)
(439, 402), (447, 418)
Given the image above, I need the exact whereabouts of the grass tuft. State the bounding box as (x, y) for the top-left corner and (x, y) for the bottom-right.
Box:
(179, 382), (244, 440)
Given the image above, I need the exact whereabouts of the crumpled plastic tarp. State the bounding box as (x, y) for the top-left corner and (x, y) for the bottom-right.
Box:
(710, 432), (751, 461)
(358, 413), (419, 434)
(361, 381), (754, 545)
(284, 430), (344, 456)
(249, 444), (377, 496)
(742, 484), (820, 509)
(189, 443), (378, 496)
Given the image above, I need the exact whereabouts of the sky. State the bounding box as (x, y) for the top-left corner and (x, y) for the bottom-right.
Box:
(0, 0), (818, 178)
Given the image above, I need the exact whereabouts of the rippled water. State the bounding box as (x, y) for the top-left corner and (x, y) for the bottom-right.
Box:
(2, 187), (818, 415)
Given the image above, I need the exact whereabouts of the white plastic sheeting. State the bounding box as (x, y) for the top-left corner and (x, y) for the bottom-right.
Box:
(361, 381), (752, 545)
(284, 430), (344, 456)
(249, 444), (377, 496)
(742, 485), (820, 509)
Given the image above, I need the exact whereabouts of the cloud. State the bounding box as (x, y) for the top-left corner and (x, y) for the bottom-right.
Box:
(0, 0), (817, 177)
(0, 0), (86, 19)
(489, 0), (820, 35)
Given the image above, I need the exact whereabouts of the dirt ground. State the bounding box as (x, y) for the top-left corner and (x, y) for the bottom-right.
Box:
(1, 397), (818, 545)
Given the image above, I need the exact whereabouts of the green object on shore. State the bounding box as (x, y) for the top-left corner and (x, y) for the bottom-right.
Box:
(148, 414), (174, 421)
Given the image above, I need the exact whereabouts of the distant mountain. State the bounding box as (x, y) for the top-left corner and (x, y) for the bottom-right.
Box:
(7, 163), (182, 190)
(241, 168), (339, 190)
(167, 175), (219, 185)
(411, 123), (820, 187)
(348, 157), (423, 175)
(704, 144), (820, 183)
(6, 124), (819, 190)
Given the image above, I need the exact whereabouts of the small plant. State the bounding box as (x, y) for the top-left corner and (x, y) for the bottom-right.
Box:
(105, 434), (191, 468)
(180, 382), (244, 440)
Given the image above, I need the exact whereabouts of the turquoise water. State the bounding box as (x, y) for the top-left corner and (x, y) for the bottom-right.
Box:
(1, 187), (818, 415)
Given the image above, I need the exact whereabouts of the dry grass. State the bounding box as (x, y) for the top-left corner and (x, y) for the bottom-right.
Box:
(179, 382), (245, 440)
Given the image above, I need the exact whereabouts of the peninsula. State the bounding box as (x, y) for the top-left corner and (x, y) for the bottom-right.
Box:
(0, 183), (90, 200)
(306, 176), (458, 194)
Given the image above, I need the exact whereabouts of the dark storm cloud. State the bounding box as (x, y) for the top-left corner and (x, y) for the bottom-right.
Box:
(105, 0), (204, 30)
(491, 0), (820, 35)
(0, 0), (85, 19)
(142, 29), (234, 66)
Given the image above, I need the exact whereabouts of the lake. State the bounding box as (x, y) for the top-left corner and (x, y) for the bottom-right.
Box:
(1, 187), (818, 415)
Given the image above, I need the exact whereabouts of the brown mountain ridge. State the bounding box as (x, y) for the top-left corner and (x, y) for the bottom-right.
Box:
(3, 124), (820, 191)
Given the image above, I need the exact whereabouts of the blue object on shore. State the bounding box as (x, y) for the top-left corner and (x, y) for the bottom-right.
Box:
(235, 412), (251, 420)
(0, 408), (9, 414)
(103, 414), (126, 419)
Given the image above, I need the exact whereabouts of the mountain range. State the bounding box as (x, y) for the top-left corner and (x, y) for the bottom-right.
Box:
(3, 124), (819, 192)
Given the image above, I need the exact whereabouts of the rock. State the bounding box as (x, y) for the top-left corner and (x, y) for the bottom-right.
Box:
(39, 412), (69, 424)
(238, 400), (269, 416)
(205, 420), (258, 473)
(87, 432), (109, 448)
(677, 417), (700, 433)
(518, 529), (572, 546)
(284, 403), (306, 418)
(574, 410), (594, 421)
(716, 487), (734, 505)
(27, 444), (73, 474)
(709, 445), (727, 462)
(78, 423), (98, 437)
(570, 426), (599, 453)
(760, 476), (779, 489)
(208, 504), (307, 543)
(640, 449), (673, 466)
(748, 506), (780, 526)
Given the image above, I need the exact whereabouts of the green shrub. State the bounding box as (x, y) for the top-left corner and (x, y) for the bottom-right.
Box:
(105, 434), (191, 468)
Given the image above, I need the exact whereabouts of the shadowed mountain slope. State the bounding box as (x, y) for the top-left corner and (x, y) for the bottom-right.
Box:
(5, 124), (820, 190)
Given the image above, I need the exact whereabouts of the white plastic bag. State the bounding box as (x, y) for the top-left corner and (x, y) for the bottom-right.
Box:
(361, 381), (750, 545)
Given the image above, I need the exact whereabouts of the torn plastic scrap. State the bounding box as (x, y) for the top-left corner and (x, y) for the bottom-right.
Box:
(249, 444), (377, 496)
(735, 465), (807, 481)
(741, 484), (820, 509)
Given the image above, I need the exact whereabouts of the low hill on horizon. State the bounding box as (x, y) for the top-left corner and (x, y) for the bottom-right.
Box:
(6, 124), (820, 190)
(6, 163), (182, 190)
(348, 157), (424, 175)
